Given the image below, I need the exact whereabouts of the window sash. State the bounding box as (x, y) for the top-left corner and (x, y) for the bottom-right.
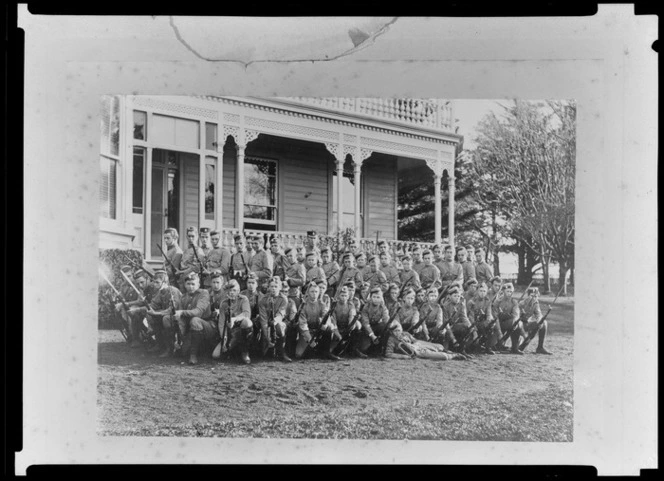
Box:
(100, 155), (118, 219)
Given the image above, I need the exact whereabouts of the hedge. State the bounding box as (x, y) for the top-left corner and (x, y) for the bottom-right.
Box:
(98, 248), (145, 329)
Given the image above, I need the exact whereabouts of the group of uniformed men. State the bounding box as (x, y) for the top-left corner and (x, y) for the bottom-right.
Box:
(110, 226), (552, 366)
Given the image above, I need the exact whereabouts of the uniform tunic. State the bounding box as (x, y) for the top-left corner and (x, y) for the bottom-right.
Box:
(494, 297), (521, 332)
(460, 261), (476, 282)
(297, 298), (328, 332)
(384, 297), (401, 320)
(149, 286), (182, 316)
(284, 262), (306, 298)
(398, 269), (421, 292)
(230, 251), (252, 279)
(321, 261), (341, 288)
(418, 302), (443, 333)
(360, 302), (389, 337)
(164, 244), (183, 285)
(412, 260), (426, 277)
(419, 264), (441, 290)
(249, 249), (273, 287)
(241, 289), (264, 320)
(441, 299), (471, 328)
(475, 260), (494, 285)
(330, 300), (357, 331)
(271, 252), (288, 279)
(305, 265), (326, 284)
(258, 294), (289, 326)
(519, 297), (542, 334)
(363, 269), (389, 293)
(396, 304), (420, 331)
(180, 245), (206, 277)
(206, 246), (231, 279)
(437, 261), (464, 289)
(380, 265), (400, 285)
(207, 288), (227, 321)
(334, 267), (364, 292)
(467, 296), (493, 324)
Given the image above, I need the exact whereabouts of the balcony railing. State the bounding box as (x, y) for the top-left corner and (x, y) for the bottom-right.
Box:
(278, 97), (454, 132)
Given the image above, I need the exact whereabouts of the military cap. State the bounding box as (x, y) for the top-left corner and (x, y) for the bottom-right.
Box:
(450, 280), (464, 289)
(284, 247), (294, 255)
(250, 235), (263, 242)
(281, 280), (289, 289)
(153, 268), (167, 277)
(306, 230), (317, 237)
(464, 278), (478, 288)
(184, 272), (199, 282)
(224, 279), (240, 290)
(447, 286), (461, 295)
(432, 244), (442, 251)
(367, 255), (377, 263)
(210, 230), (220, 236)
(416, 287), (426, 295)
(199, 227), (210, 234)
(527, 286), (540, 295)
(320, 246), (332, 254)
(246, 273), (258, 282)
(401, 254), (412, 262)
(210, 270), (223, 279)
(133, 269), (148, 280)
(402, 287), (416, 297)
(233, 234), (245, 242)
(489, 276), (503, 284)
(361, 282), (371, 290)
(426, 287), (439, 296)
(369, 287), (382, 296)
(412, 245), (422, 252)
(443, 244), (454, 252)
(422, 249), (432, 256)
(305, 251), (317, 258)
(305, 282), (318, 292)
(355, 251), (366, 258)
(270, 276), (282, 284)
(120, 265), (133, 273)
(315, 278), (327, 286)
(164, 227), (179, 237)
(342, 252), (353, 261)
(502, 282), (514, 290)
(186, 226), (197, 234)
(343, 280), (356, 289)
(377, 240), (388, 247)
(388, 283), (400, 292)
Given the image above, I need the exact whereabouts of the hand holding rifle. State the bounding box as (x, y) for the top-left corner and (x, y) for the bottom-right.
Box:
(519, 283), (564, 351)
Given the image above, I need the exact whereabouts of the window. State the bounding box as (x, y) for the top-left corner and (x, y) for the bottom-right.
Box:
(332, 158), (362, 234)
(132, 147), (145, 214)
(151, 114), (200, 149)
(204, 158), (215, 220)
(244, 157), (277, 225)
(100, 95), (121, 219)
(133, 110), (147, 140)
(100, 155), (117, 219)
(205, 123), (217, 151)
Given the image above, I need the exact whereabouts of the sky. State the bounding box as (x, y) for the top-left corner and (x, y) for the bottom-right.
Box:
(452, 99), (511, 150)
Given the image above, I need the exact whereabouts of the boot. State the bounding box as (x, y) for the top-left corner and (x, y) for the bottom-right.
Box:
(353, 348), (368, 359)
(276, 337), (292, 363)
(510, 332), (523, 355)
(188, 330), (203, 365)
(240, 328), (253, 364)
(326, 351), (341, 361)
(159, 328), (174, 358)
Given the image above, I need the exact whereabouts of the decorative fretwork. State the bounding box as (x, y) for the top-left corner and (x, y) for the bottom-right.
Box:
(343, 134), (357, 143)
(223, 113), (240, 123)
(343, 144), (358, 160)
(244, 129), (260, 144)
(361, 136), (437, 158)
(360, 148), (374, 161)
(424, 158), (445, 178)
(245, 116), (339, 141)
(324, 142), (343, 161)
(132, 97), (218, 120)
(223, 125), (239, 142)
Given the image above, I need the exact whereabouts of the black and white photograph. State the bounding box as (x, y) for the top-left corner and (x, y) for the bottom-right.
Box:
(97, 95), (576, 441)
(16, 9), (656, 474)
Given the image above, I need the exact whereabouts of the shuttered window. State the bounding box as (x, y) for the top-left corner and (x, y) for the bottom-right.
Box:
(100, 95), (121, 219)
(244, 157), (277, 225)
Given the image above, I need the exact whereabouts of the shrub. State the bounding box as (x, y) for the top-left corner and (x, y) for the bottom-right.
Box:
(98, 248), (144, 329)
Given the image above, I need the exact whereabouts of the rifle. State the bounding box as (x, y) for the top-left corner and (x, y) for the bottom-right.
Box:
(100, 270), (130, 340)
(333, 264), (348, 298)
(157, 243), (179, 280)
(219, 299), (231, 355)
(518, 284), (564, 351)
(167, 286), (183, 352)
(123, 253), (155, 280)
(398, 273), (416, 299)
(189, 241), (206, 277)
(231, 251), (250, 283)
(380, 304), (403, 355)
(306, 300), (337, 350)
(496, 283), (535, 346)
(119, 269), (148, 306)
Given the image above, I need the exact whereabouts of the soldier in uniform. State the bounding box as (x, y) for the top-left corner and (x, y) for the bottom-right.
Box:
(304, 230), (322, 262)
(206, 230), (231, 283)
(356, 252), (370, 279)
(416, 287), (445, 344)
(457, 247), (476, 284)
(162, 228), (183, 288)
(441, 286), (476, 352)
(144, 269), (183, 355)
(395, 288), (421, 335)
(363, 255), (389, 294)
(270, 239), (288, 280)
(475, 248), (494, 285)
(331, 252), (364, 298)
(519, 287), (552, 355)
(207, 271), (227, 317)
(295, 246), (306, 266)
(176, 227), (206, 291)
(304, 251), (326, 284)
(419, 250), (441, 290)
(344, 280), (362, 312)
(118, 269), (159, 348)
(328, 285), (358, 358)
(170, 273), (214, 364)
(437, 244), (464, 290)
(230, 235), (252, 290)
(466, 246), (476, 267)
(354, 287), (389, 358)
(346, 238), (360, 256)
(494, 282), (525, 354)
(295, 282), (329, 359)
(320, 247), (340, 297)
(379, 252), (400, 286)
(398, 255), (422, 293)
(383, 322), (470, 361)
(315, 278), (332, 311)
(198, 227), (212, 287)
(489, 276), (504, 303)
(384, 283), (401, 319)
(214, 279), (253, 364)
(283, 247), (306, 305)
(432, 244), (446, 272)
(464, 278), (479, 305)
(411, 245), (426, 277)
(358, 281), (371, 306)
(248, 235), (273, 293)
(257, 277), (292, 362)
(415, 287), (427, 309)
(241, 273), (263, 337)
(467, 281), (500, 354)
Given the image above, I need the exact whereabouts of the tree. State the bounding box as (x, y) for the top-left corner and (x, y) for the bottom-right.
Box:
(469, 100), (576, 293)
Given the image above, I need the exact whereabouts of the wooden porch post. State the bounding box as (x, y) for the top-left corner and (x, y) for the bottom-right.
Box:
(236, 143), (245, 231)
(353, 160), (362, 237)
(448, 174), (455, 250)
(216, 138), (224, 231)
(434, 174), (442, 244)
(336, 156), (344, 232)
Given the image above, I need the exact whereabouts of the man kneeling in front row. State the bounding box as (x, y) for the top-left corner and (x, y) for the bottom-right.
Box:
(213, 279), (254, 364)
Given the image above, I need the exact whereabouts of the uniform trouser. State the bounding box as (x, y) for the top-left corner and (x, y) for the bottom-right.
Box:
(127, 306), (149, 342)
(477, 320), (502, 348)
(161, 314), (177, 352)
(417, 325), (445, 345)
(185, 317), (218, 358)
(226, 319), (254, 353)
(258, 318), (287, 354)
(357, 323), (386, 353)
(295, 326), (322, 358)
(523, 319), (547, 348)
(451, 322), (476, 350)
(499, 318), (528, 349)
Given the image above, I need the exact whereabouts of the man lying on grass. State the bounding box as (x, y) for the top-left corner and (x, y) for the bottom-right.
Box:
(383, 322), (470, 361)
